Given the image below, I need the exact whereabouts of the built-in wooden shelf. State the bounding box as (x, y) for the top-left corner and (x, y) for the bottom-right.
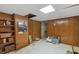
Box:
(0, 14), (16, 54)
(0, 12), (16, 54)
(0, 19), (15, 22)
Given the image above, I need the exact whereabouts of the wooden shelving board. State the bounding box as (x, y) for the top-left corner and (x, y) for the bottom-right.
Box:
(0, 30), (15, 33)
(0, 25), (14, 27)
(0, 19), (15, 22)
(0, 36), (15, 39)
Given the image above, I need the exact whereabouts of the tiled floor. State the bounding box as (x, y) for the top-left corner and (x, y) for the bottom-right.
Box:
(8, 39), (73, 54)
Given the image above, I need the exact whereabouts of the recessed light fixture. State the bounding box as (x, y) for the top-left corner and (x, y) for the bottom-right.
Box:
(40, 5), (55, 14)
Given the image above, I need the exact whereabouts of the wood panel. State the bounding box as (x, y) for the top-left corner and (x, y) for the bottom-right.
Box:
(28, 19), (33, 37)
(28, 19), (41, 41)
(28, 19), (33, 43)
(47, 21), (55, 36)
(32, 21), (41, 41)
(14, 14), (29, 49)
(69, 17), (79, 45)
(47, 16), (79, 46)
(55, 19), (72, 44)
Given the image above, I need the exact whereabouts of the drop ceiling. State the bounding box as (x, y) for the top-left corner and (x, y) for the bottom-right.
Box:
(0, 4), (79, 21)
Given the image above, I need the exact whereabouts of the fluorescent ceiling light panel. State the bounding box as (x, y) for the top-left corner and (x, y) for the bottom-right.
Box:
(40, 5), (55, 14)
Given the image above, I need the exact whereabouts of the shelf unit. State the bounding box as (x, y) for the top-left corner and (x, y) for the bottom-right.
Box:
(0, 16), (16, 53)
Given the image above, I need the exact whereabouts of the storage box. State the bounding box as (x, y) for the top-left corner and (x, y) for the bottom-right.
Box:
(0, 33), (12, 38)
(8, 38), (14, 42)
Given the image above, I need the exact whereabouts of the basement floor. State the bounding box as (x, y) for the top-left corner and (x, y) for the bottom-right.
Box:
(8, 39), (73, 54)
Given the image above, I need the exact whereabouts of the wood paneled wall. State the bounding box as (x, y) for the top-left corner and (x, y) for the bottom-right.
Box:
(28, 19), (33, 44)
(32, 20), (41, 41)
(28, 19), (33, 37)
(28, 19), (41, 41)
(47, 21), (55, 36)
(47, 16), (79, 46)
(14, 14), (29, 49)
